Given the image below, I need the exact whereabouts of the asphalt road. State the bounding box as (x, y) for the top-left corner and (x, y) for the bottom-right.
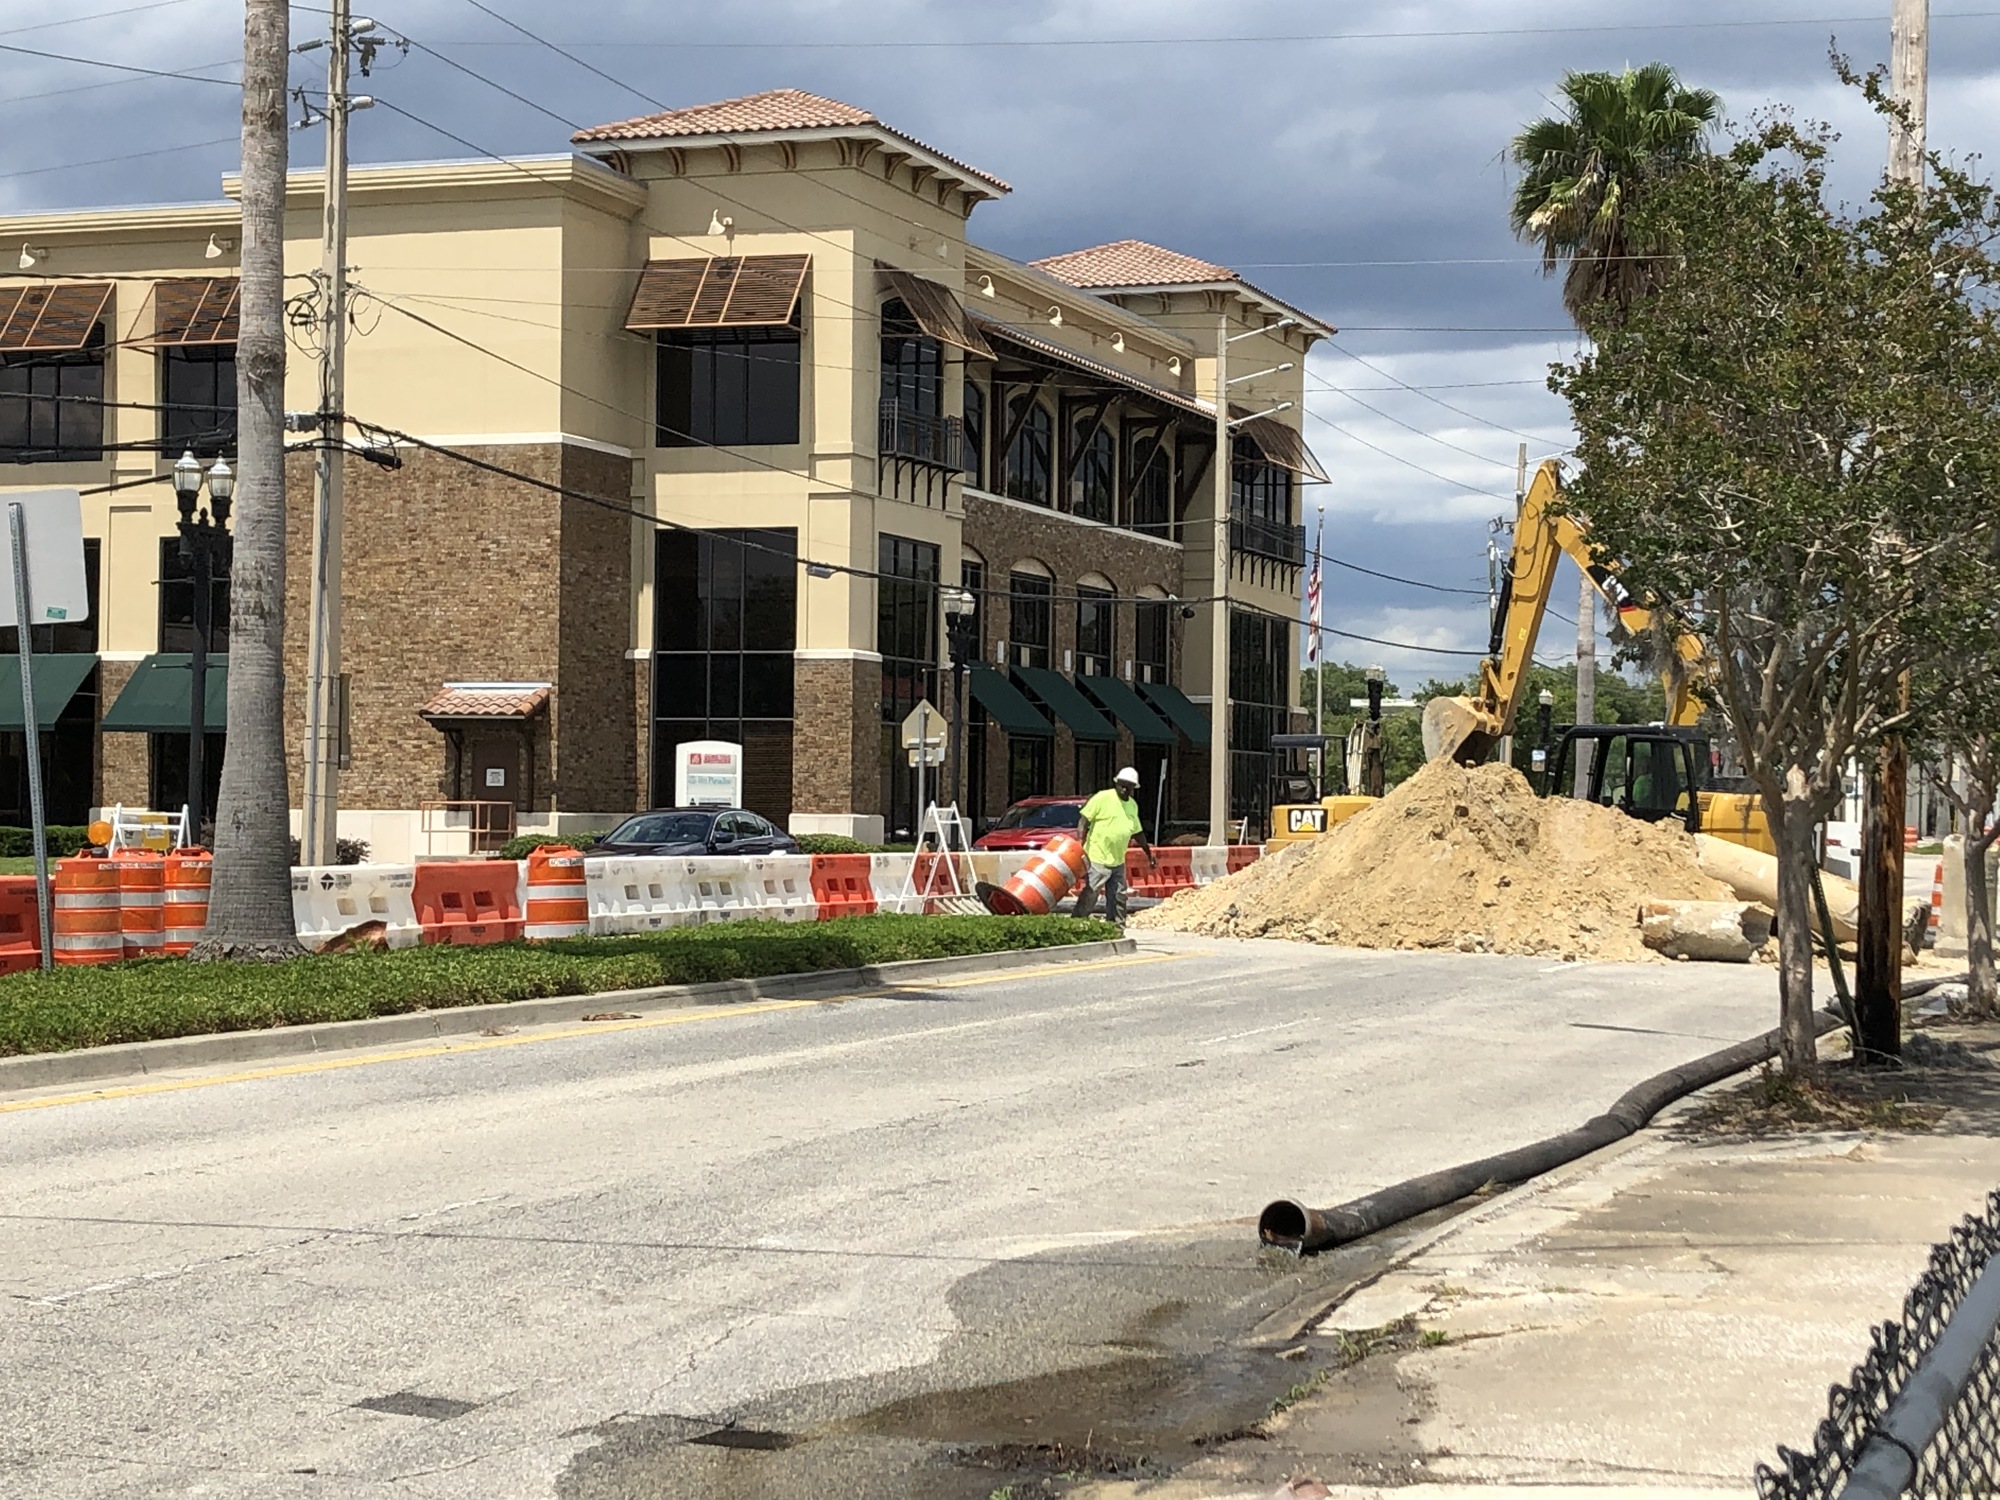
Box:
(1, 934), (1786, 1498)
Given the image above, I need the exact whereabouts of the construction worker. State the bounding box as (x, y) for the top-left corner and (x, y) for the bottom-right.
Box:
(1073, 766), (1155, 924)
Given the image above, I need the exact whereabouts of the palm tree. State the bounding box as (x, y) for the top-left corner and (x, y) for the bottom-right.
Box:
(193, 0), (301, 959)
(1510, 64), (1721, 323)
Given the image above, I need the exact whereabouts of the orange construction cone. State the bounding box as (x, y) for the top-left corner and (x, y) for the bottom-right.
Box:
(979, 834), (1087, 916)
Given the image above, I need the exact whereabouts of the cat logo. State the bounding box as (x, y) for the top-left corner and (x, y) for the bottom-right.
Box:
(1286, 806), (1328, 836)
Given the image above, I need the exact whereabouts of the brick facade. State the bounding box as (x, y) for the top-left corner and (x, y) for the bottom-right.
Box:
(792, 656), (878, 819)
(96, 658), (147, 808)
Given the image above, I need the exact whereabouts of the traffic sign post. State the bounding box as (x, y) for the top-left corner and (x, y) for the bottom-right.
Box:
(900, 699), (948, 840)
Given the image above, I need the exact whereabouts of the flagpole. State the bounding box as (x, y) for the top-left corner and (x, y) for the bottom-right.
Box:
(1311, 504), (1325, 792)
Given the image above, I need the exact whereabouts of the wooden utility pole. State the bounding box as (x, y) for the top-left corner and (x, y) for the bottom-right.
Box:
(1207, 315), (1231, 845)
(195, 0), (299, 957)
(1856, 0), (1928, 1059)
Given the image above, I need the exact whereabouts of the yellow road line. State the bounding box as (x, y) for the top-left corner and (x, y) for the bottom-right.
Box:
(0, 948), (1197, 1116)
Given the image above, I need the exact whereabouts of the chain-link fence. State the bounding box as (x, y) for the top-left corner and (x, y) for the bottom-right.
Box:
(1757, 1189), (2000, 1500)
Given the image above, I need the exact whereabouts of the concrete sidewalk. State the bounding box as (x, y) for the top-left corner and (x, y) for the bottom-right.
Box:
(1077, 1020), (2000, 1500)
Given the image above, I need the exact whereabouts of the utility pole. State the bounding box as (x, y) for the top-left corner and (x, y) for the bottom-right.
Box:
(1573, 577), (1596, 796)
(1856, 0), (1928, 1060)
(1208, 314), (1231, 845)
(300, 0), (363, 866)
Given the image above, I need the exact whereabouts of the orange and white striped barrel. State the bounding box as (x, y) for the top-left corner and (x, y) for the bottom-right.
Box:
(53, 855), (122, 966)
(980, 833), (1087, 916)
(523, 845), (588, 940)
(1928, 858), (1945, 945)
(112, 848), (166, 959)
(164, 847), (213, 955)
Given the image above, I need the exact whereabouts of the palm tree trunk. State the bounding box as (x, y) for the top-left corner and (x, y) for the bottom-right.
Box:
(1772, 797), (1821, 1075)
(194, 0), (300, 960)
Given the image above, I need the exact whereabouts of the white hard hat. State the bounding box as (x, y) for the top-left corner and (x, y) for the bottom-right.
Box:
(1114, 766), (1140, 785)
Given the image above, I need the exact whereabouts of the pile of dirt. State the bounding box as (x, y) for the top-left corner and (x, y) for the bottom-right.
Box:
(1132, 759), (1730, 962)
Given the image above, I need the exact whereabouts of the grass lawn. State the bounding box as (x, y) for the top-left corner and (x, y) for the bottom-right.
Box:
(0, 857), (38, 875)
(0, 913), (1120, 1057)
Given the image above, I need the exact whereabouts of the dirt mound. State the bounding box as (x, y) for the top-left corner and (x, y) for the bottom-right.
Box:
(1132, 759), (1729, 962)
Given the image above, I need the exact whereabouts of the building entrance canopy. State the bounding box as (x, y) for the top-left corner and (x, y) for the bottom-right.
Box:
(99, 654), (226, 733)
(0, 653), (98, 730)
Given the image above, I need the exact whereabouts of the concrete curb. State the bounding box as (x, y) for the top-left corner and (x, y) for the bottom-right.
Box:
(0, 936), (1138, 1094)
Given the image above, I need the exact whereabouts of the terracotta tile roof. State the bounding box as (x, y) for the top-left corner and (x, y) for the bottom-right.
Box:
(419, 683), (551, 720)
(1030, 239), (1237, 289)
(572, 88), (1009, 193)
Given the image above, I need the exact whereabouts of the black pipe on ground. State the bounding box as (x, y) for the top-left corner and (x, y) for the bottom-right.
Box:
(1258, 1007), (1847, 1253)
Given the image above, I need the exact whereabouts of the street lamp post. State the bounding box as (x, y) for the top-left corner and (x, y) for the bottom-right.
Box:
(1536, 687), (1556, 792)
(171, 450), (233, 842)
(941, 585), (977, 840)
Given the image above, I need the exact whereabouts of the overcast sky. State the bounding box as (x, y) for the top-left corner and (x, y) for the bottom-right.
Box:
(6, 0), (1996, 683)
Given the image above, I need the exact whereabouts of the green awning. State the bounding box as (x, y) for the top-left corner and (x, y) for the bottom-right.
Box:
(967, 666), (1053, 736)
(100, 653), (228, 733)
(0, 654), (98, 731)
(1077, 673), (1174, 745)
(1140, 680), (1211, 741)
(1013, 665), (1116, 742)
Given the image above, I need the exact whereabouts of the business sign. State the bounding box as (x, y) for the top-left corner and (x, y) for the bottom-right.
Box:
(1285, 805), (1329, 836)
(674, 739), (742, 807)
(0, 489), (88, 628)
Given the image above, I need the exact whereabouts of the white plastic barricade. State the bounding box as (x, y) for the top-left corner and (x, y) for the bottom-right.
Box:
(683, 857), (766, 923)
(291, 865), (420, 950)
(869, 852), (922, 915)
(1190, 846), (1231, 886)
(584, 856), (703, 934)
(748, 854), (818, 922)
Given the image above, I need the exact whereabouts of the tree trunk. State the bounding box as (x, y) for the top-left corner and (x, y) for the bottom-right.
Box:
(1773, 801), (1821, 1075)
(194, 0), (300, 960)
(1970, 829), (1998, 1015)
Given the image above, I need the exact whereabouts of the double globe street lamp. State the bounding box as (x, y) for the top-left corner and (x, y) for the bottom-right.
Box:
(171, 449), (232, 841)
(940, 585), (978, 837)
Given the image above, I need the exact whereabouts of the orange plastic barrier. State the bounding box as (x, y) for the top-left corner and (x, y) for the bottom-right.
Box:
(809, 854), (877, 920)
(1929, 858), (1945, 944)
(112, 848), (166, 960)
(1905, 826), (1920, 848)
(0, 874), (39, 974)
(54, 855), (122, 967)
(982, 833), (1086, 916)
(164, 847), (212, 956)
(1226, 844), (1261, 874)
(523, 846), (588, 940)
(412, 860), (525, 946)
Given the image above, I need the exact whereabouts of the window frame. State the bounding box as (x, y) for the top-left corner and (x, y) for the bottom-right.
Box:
(159, 343), (237, 459)
(1068, 415), (1115, 524)
(0, 323), (106, 463)
(1074, 585), (1115, 678)
(1007, 571), (1053, 670)
(1001, 394), (1053, 508)
(655, 321), (803, 449)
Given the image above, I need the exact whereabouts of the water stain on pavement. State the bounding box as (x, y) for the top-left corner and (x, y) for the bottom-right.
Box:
(556, 1219), (1447, 1499)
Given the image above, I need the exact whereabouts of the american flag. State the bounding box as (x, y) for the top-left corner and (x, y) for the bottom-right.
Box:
(1305, 533), (1322, 664)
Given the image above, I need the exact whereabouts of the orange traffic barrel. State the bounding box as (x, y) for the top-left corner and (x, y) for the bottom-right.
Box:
(0, 874), (40, 974)
(54, 855), (122, 966)
(112, 848), (166, 959)
(164, 847), (213, 955)
(979, 833), (1087, 916)
(523, 845), (588, 940)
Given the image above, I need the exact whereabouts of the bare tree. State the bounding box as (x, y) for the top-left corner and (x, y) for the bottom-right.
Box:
(194, 0), (300, 959)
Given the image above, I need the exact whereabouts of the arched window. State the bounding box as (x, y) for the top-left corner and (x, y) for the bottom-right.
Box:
(1070, 419), (1114, 523)
(961, 378), (984, 483)
(1003, 396), (1053, 507)
(880, 298), (943, 419)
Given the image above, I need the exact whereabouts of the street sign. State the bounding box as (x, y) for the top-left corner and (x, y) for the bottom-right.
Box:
(0, 489), (87, 629)
(900, 699), (947, 749)
(674, 739), (742, 807)
(906, 745), (946, 767)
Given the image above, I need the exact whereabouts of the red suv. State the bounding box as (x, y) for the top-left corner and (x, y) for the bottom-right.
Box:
(973, 795), (1087, 851)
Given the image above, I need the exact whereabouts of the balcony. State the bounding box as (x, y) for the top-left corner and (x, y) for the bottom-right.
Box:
(1229, 512), (1305, 566)
(878, 400), (963, 471)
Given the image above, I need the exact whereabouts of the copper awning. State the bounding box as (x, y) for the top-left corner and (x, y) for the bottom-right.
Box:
(140, 277), (239, 347)
(0, 282), (113, 352)
(1231, 406), (1329, 484)
(624, 254), (809, 330)
(877, 266), (993, 358)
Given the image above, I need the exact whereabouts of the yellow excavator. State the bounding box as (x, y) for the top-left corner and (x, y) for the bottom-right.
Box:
(1422, 460), (1771, 853)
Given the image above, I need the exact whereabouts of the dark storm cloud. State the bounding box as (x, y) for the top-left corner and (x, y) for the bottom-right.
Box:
(6, 0), (1997, 674)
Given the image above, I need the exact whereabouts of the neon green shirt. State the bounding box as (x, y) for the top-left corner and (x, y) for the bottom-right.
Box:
(1079, 788), (1144, 868)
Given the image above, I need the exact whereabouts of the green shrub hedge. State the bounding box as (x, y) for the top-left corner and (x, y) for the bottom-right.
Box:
(794, 833), (871, 855)
(0, 826), (94, 859)
(496, 832), (604, 860)
(0, 913), (1120, 1057)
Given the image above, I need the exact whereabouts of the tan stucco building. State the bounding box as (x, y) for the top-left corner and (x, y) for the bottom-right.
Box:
(0, 88), (1328, 858)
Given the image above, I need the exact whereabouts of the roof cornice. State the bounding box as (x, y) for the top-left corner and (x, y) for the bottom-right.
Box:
(222, 153), (650, 215)
(581, 124), (1008, 203)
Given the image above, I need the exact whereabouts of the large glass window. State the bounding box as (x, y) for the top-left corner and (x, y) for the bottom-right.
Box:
(1127, 421), (1171, 537)
(1002, 395), (1053, 507)
(1007, 571), (1052, 669)
(1069, 417), (1114, 523)
(0, 325), (105, 462)
(656, 325), (801, 448)
(1007, 735), (1050, 802)
(878, 534), (940, 840)
(158, 536), (230, 654)
(1075, 586), (1114, 678)
(653, 527), (797, 821)
(881, 299), (943, 420)
(1229, 605), (1290, 835)
(1134, 597), (1170, 685)
(160, 345), (236, 458)
(1232, 435), (1294, 529)
(961, 378), (985, 483)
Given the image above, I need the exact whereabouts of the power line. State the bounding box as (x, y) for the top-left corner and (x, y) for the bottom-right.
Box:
(0, 1), (194, 38)
(0, 134), (235, 183)
(0, 54), (236, 106)
(1315, 552), (1488, 597)
(1302, 408), (1516, 502)
(0, 39), (238, 85)
(1313, 379), (1522, 472)
(1321, 342), (1571, 445)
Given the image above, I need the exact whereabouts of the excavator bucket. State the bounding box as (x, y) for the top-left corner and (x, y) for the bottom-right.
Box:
(1422, 694), (1501, 766)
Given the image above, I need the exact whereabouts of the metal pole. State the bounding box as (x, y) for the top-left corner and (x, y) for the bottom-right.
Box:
(1207, 315), (1230, 846)
(1573, 576), (1596, 796)
(915, 702), (928, 842)
(301, 0), (350, 866)
(187, 527), (212, 841)
(10, 504), (51, 970)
